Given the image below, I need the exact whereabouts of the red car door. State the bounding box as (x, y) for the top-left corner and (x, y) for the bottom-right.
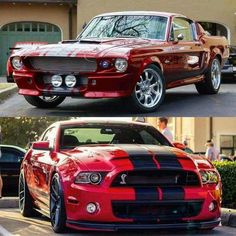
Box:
(167, 17), (206, 85)
(31, 127), (58, 208)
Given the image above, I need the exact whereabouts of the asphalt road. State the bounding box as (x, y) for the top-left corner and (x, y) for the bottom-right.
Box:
(0, 209), (235, 236)
(1, 78), (236, 117)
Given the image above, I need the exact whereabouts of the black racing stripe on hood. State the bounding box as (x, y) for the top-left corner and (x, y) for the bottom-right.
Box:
(162, 187), (185, 200)
(129, 155), (157, 170)
(120, 145), (157, 170)
(155, 154), (182, 169)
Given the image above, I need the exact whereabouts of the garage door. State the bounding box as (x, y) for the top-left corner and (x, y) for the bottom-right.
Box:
(0, 22), (61, 75)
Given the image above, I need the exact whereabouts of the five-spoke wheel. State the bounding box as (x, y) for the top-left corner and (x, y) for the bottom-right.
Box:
(50, 173), (66, 233)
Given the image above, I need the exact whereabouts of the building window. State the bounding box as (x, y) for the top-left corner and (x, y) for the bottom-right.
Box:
(220, 135), (236, 156)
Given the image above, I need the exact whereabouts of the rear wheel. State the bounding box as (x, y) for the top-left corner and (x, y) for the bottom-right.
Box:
(24, 96), (65, 108)
(50, 173), (67, 233)
(19, 170), (35, 217)
(129, 64), (166, 113)
(195, 58), (222, 94)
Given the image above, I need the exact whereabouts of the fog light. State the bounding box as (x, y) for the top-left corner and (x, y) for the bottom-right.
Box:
(51, 75), (63, 88)
(86, 203), (98, 214)
(209, 201), (217, 212)
(65, 75), (77, 88)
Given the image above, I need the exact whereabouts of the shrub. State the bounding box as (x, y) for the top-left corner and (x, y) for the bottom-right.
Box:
(213, 161), (236, 208)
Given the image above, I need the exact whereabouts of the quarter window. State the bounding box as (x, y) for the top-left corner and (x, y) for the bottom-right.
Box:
(171, 18), (194, 41)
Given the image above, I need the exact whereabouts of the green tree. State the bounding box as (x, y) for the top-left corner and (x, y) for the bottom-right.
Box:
(0, 117), (69, 148)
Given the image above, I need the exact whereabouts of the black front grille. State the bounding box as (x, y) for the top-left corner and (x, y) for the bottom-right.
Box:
(112, 200), (203, 221)
(111, 170), (200, 187)
(27, 57), (97, 73)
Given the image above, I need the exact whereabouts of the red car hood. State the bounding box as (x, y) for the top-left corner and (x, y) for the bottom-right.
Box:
(61, 144), (212, 171)
(14, 38), (162, 58)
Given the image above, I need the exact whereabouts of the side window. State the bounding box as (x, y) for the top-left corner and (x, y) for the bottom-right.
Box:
(41, 127), (56, 148)
(0, 148), (23, 163)
(172, 18), (194, 41)
(139, 130), (161, 145)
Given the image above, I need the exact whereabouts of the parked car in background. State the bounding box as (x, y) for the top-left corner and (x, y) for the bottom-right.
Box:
(10, 11), (229, 112)
(19, 120), (221, 233)
(222, 46), (236, 80)
(7, 42), (47, 83)
(0, 145), (26, 196)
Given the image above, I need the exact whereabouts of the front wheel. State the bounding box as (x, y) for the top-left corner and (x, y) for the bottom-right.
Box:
(195, 58), (222, 95)
(129, 65), (166, 113)
(50, 173), (67, 233)
(19, 170), (35, 217)
(24, 96), (65, 108)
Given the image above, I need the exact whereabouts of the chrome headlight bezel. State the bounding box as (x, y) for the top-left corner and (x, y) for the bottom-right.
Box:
(74, 172), (104, 185)
(200, 170), (219, 184)
(11, 56), (23, 70)
(115, 58), (128, 72)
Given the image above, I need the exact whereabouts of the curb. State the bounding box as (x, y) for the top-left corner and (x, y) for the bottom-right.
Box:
(0, 197), (18, 209)
(0, 85), (18, 102)
(221, 208), (236, 227)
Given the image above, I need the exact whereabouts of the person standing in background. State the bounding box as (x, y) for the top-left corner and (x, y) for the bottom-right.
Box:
(0, 126), (3, 199)
(157, 117), (174, 142)
(205, 140), (220, 162)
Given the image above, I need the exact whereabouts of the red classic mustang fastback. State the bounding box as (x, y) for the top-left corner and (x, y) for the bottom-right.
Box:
(19, 120), (222, 232)
(10, 12), (229, 112)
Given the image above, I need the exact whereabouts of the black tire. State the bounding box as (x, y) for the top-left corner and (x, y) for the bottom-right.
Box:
(195, 58), (222, 95)
(50, 173), (67, 233)
(24, 96), (65, 108)
(128, 64), (166, 113)
(19, 170), (35, 217)
(7, 75), (14, 83)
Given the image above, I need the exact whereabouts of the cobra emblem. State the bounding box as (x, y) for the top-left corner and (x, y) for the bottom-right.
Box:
(120, 174), (127, 185)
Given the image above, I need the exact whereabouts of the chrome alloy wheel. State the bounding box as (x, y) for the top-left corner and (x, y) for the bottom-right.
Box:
(211, 59), (221, 90)
(50, 176), (62, 228)
(135, 68), (164, 109)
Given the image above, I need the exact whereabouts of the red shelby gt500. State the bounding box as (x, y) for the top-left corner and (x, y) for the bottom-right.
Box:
(10, 12), (229, 112)
(19, 120), (221, 233)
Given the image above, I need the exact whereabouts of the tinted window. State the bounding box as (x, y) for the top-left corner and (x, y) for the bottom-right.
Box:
(0, 148), (23, 163)
(60, 125), (170, 149)
(171, 18), (194, 41)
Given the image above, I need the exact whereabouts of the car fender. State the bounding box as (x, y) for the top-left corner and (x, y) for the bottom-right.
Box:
(129, 55), (164, 91)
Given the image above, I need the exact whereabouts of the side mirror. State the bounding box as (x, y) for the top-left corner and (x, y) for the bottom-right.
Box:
(173, 142), (186, 151)
(176, 33), (184, 41)
(32, 141), (51, 151)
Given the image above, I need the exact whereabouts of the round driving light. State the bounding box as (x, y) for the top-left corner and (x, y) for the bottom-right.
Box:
(12, 56), (23, 70)
(209, 201), (217, 212)
(86, 203), (98, 214)
(115, 58), (128, 72)
(100, 60), (110, 69)
(89, 173), (102, 185)
(65, 75), (77, 88)
(51, 75), (63, 88)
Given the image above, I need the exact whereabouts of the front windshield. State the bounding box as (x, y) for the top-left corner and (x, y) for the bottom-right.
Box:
(60, 125), (171, 149)
(79, 15), (168, 40)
